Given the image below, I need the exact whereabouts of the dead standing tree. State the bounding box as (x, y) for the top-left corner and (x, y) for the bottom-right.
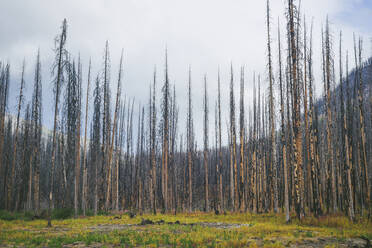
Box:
(229, 65), (238, 212)
(102, 41), (112, 211)
(287, 0), (304, 219)
(8, 60), (25, 210)
(0, 63), (9, 209)
(339, 35), (355, 221)
(239, 67), (246, 211)
(28, 50), (42, 213)
(324, 19), (337, 213)
(217, 71), (223, 212)
(266, 0), (278, 212)
(48, 19), (68, 227)
(187, 67), (194, 213)
(354, 36), (370, 211)
(150, 68), (157, 214)
(74, 58), (82, 218)
(82, 59), (91, 216)
(92, 75), (101, 215)
(278, 21), (290, 222)
(105, 50), (123, 210)
(161, 51), (170, 213)
(203, 75), (209, 212)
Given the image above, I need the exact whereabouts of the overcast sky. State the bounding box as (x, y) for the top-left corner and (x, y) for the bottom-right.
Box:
(1, 0), (371, 146)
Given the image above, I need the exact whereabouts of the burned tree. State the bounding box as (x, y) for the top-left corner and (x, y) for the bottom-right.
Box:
(266, 0), (278, 212)
(203, 75), (209, 212)
(48, 19), (68, 227)
(8, 60), (25, 210)
(82, 60), (91, 216)
(187, 67), (194, 213)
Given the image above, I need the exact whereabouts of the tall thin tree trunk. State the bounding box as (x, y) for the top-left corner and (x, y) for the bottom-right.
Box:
(0, 65), (8, 209)
(288, 0), (304, 219)
(82, 60), (91, 216)
(29, 50), (42, 213)
(203, 75), (209, 212)
(48, 19), (67, 227)
(217, 71), (223, 212)
(105, 51), (123, 210)
(239, 67), (246, 211)
(8, 60), (25, 210)
(252, 76), (257, 213)
(74, 58), (82, 218)
(354, 37), (370, 210)
(303, 17), (313, 212)
(266, 0), (278, 213)
(324, 19), (337, 213)
(342, 47), (355, 221)
(151, 69), (157, 214)
(187, 68), (193, 213)
(229, 65), (238, 212)
(162, 50), (170, 213)
(278, 23), (290, 222)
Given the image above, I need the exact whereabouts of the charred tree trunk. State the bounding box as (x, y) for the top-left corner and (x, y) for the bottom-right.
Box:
(278, 23), (290, 222)
(266, 0), (278, 213)
(288, 0), (304, 219)
(229, 65), (238, 212)
(82, 60), (91, 216)
(8, 60), (25, 210)
(239, 67), (246, 211)
(150, 69), (157, 214)
(74, 58), (82, 218)
(203, 75), (209, 212)
(105, 51), (123, 210)
(187, 68), (193, 213)
(217, 71), (223, 212)
(161, 51), (170, 213)
(48, 19), (67, 227)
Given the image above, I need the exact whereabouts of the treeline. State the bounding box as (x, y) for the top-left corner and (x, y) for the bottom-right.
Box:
(0, 0), (371, 224)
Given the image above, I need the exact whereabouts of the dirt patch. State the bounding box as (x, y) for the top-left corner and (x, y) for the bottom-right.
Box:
(288, 237), (369, 248)
(196, 222), (253, 229)
(52, 237), (372, 248)
(84, 220), (252, 233)
(87, 223), (135, 232)
(62, 242), (114, 248)
(243, 237), (370, 248)
(137, 218), (253, 229)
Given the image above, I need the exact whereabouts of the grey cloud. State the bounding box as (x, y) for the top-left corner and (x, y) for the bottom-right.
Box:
(0, 0), (371, 145)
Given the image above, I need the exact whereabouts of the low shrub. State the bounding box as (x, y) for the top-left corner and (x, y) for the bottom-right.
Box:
(0, 210), (16, 220)
(52, 208), (73, 219)
(97, 209), (111, 216)
(85, 209), (94, 216)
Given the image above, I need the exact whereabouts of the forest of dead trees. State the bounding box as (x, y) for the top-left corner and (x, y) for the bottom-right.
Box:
(0, 0), (371, 225)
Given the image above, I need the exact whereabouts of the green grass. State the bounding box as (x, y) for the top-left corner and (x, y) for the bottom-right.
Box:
(0, 208), (105, 221)
(0, 211), (371, 247)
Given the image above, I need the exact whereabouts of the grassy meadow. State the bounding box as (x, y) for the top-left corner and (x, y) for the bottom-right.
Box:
(0, 210), (371, 247)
